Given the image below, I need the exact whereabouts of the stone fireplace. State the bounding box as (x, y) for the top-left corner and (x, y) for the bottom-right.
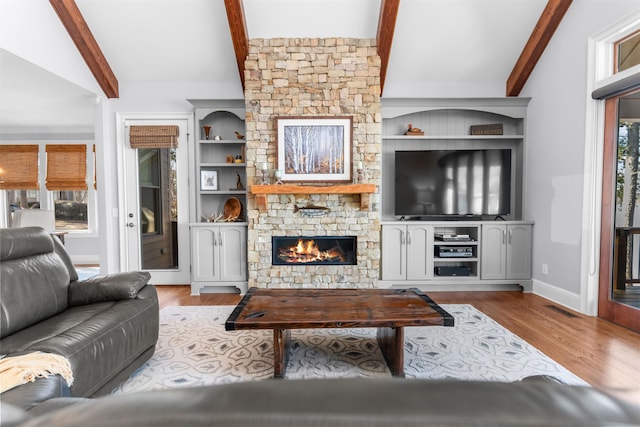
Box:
(244, 37), (382, 289)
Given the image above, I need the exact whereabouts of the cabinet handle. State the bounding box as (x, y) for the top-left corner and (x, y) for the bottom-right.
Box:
(219, 232), (223, 247)
(502, 230), (506, 244)
(407, 231), (411, 244)
(400, 230), (405, 244)
(508, 229), (512, 244)
(213, 233), (217, 246)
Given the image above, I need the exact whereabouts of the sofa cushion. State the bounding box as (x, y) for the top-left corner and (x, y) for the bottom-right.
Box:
(52, 235), (78, 282)
(1, 229), (70, 338)
(68, 272), (151, 306)
(0, 227), (54, 262)
(10, 378), (640, 427)
(0, 287), (159, 397)
(0, 376), (71, 412)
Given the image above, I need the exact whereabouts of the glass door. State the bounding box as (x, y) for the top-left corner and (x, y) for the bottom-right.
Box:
(121, 118), (190, 285)
(599, 90), (640, 332)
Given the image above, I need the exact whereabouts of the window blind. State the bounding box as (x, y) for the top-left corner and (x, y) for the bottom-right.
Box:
(0, 145), (39, 190)
(46, 145), (88, 190)
(129, 125), (179, 148)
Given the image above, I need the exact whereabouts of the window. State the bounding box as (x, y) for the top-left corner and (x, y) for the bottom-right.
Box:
(53, 191), (89, 231)
(1, 143), (96, 232)
(46, 145), (89, 231)
(616, 29), (640, 73)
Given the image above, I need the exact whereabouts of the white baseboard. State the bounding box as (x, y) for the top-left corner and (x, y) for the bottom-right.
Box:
(531, 279), (582, 313)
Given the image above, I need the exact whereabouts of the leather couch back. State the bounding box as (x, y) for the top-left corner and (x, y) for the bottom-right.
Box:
(1, 227), (72, 338)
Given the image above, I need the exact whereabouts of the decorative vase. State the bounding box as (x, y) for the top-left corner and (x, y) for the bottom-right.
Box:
(203, 126), (212, 140)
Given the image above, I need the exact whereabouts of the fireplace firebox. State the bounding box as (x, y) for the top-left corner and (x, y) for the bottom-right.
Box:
(272, 236), (357, 266)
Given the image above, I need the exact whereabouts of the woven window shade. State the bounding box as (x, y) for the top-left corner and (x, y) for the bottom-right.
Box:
(0, 145), (39, 190)
(46, 145), (87, 190)
(129, 125), (179, 148)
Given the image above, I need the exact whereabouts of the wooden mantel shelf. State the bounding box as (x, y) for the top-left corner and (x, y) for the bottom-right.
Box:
(250, 184), (376, 212)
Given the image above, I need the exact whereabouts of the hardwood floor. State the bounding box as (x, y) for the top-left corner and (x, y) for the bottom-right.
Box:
(154, 286), (640, 395)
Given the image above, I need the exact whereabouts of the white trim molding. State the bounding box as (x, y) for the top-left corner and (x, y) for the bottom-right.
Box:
(532, 279), (582, 313)
(581, 10), (640, 316)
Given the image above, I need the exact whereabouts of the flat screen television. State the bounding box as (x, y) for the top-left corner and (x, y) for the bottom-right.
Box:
(394, 149), (512, 219)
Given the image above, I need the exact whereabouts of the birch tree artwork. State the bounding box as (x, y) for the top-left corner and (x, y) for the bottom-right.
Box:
(284, 125), (344, 175)
(277, 117), (352, 182)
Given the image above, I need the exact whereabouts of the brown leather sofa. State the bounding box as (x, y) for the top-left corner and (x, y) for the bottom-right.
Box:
(2, 377), (640, 427)
(0, 227), (159, 411)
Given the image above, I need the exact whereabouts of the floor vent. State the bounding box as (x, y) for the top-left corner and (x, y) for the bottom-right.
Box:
(545, 305), (579, 318)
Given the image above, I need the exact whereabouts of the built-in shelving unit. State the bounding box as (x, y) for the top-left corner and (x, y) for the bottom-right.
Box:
(379, 98), (533, 292)
(187, 99), (248, 295)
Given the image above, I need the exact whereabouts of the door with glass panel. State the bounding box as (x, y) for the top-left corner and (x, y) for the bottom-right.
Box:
(121, 118), (190, 284)
(600, 90), (640, 332)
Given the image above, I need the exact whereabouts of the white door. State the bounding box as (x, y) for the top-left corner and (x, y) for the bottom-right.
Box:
(381, 225), (408, 281)
(481, 224), (507, 280)
(118, 115), (192, 284)
(406, 224), (432, 281)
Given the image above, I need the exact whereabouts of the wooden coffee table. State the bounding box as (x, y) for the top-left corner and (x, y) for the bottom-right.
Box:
(225, 287), (454, 378)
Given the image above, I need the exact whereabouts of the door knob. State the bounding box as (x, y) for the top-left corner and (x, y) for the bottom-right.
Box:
(127, 222), (135, 228)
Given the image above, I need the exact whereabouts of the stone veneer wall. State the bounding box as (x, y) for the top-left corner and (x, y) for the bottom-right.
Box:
(244, 38), (382, 288)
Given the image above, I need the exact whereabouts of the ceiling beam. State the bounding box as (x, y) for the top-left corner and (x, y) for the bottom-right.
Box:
(49, 0), (119, 98)
(225, 0), (249, 91)
(377, 0), (400, 95)
(506, 0), (572, 97)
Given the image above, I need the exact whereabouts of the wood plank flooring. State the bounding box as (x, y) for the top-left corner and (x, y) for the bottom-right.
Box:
(155, 286), (640, 395)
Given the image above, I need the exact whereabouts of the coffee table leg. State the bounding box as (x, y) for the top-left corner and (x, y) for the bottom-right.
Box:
(377, 326), (405, 377)
(273, 328), (291, 379)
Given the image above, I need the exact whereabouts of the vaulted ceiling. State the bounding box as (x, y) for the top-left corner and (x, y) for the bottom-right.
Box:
(0, 0), (573, 130)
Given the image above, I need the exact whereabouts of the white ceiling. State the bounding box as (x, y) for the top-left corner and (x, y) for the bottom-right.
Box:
(0, 0), (549, 131)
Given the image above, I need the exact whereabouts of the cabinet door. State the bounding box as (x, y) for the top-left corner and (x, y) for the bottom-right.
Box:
(191, 227), (218, 282)
(406, 224), (432, 280)
(506, 225), (532, 279)
(218, 226), (247, 282)
(480, 224), (507, 279)
(381, 225), (407, 281)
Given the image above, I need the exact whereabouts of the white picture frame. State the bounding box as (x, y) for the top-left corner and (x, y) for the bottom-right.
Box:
(200, 170), (218, 191)
(276, 116), (353, 183)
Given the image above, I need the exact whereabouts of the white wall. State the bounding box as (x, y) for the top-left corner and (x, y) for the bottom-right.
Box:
(0, 0), (102, 96)
(520, 2), (640, 310)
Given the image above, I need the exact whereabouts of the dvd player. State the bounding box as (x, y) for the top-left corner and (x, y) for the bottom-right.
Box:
(434, 233), (473, 242)
(435, 266), (471, 276)
(438, 246), (473, 257)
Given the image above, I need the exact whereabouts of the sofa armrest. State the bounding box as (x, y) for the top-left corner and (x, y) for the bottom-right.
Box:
(68, 272), (151, 306)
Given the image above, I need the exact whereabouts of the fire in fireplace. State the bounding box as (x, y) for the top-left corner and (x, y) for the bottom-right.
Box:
(272, 236), (357, 266)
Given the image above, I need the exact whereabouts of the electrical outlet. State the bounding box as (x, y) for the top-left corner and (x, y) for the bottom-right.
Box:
(541, 264), (549, 275)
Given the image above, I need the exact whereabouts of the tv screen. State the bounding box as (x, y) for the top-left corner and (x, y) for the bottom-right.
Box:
(394, 149), (512, 218)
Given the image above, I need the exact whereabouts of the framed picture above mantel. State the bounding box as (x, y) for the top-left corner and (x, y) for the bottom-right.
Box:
(276, 116), (353, 183)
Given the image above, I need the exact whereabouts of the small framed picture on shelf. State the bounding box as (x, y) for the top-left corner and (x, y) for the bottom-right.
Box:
(200, 170), (218, 191)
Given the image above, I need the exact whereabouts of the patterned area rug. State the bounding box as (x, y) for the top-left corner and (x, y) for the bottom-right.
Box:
(112, 304), (586, 394)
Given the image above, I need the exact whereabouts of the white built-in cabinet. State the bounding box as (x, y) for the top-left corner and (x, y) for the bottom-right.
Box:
(381, 224), (432, 281)
(481, 223), (532, 280)
(187, 100), (248, 295)
(380, 221), (532, 290)
(378, 97), (533, 291)
(190, 224), (247, 295)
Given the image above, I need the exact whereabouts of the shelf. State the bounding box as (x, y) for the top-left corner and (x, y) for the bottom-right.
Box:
(250, 183), (376, 212)
(201, 163), (246, 168)
(382, 135), (523, 140)
(435, 257), (478, 262)
(199, 139), (245, 144)
(199, 190), (247, 195)
(434, 241), (477, 245)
